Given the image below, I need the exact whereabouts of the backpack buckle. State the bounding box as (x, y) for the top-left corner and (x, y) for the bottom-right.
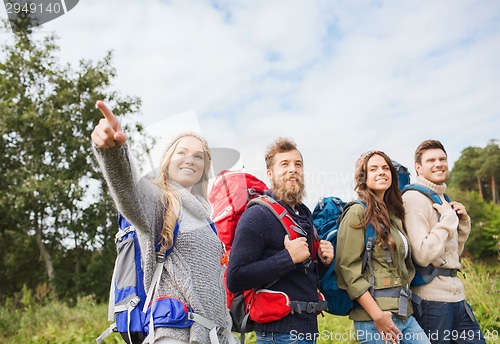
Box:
(247, 188), (259, 196)
(291, 301), (302, 314)
(399, 287), (411, 299)
(306, 302), (316, 313)
(129, 296), (140, 307)
(302, 257), (312, 268)
(156, 253), (166, 263)
(366, 238), (373, 252)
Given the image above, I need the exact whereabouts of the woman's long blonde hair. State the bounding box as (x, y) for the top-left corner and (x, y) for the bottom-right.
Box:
(155, 133), (211, 252)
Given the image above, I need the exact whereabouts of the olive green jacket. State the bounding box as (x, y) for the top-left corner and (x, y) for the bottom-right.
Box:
(335, 203), (415, 321)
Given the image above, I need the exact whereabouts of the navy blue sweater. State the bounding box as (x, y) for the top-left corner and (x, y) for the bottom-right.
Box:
(226, 191), (321, 335)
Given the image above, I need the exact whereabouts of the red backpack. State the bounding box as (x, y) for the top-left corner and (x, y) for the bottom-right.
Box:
(208, 170), (322, 342)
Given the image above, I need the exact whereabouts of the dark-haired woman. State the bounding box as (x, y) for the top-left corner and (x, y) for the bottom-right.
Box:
(335, 151), (430, 344)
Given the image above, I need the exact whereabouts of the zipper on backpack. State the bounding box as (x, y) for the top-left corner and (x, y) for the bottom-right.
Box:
(213, 205), (233, 222)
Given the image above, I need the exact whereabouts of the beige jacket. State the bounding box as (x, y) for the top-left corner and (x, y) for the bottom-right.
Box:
(402, 176), (471, 302)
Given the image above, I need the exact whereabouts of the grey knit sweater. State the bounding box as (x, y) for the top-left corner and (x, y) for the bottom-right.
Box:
(93, 144), (233, 343)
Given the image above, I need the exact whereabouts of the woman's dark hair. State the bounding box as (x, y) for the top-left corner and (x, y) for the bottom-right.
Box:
(354, 150), (406, 248)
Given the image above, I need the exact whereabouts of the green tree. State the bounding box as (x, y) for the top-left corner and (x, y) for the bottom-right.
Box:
(0, 20), (150, 301)
(449, 140), (500, 259)
(447, 188), (500, 259)
(450, 140), (500, 204)
(449, 146), (484, 197)
(479, 140), (500, 204)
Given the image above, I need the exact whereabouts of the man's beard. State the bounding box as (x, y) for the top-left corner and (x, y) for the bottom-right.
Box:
(272, 173), (305, 207)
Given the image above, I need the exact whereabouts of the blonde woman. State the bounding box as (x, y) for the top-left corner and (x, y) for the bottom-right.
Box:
(91, 101), (234, 344)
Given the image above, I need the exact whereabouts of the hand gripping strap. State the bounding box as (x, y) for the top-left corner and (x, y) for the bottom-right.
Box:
(403, 184), (452, 223)
(403, 185), (457, 286)
(249, 195), (322, 260)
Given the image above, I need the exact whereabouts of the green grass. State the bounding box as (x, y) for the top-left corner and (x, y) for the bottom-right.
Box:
(459, 259), (500, 332)
(1, 258), (498, 344)
(317, 314), (358, 343)
(0, 295), (122, 344)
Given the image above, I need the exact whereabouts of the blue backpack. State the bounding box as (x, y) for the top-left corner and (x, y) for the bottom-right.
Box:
(402, 184), (453, 287)
(97, 214), (234, 344)
(392, 160), (411, 191)
(312, 198), (376, 316)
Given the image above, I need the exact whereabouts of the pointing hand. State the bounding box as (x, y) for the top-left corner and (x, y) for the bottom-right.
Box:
(90, 100), (128, 148)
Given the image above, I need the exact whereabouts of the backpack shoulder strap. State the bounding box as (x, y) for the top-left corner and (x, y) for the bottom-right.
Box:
(443, 193), (452, 203)
(248, 195), (305, 239)
(208, 220), (218, 234)
(143, 220), (180, 313)
(364, 221), (378, 294)
(403, 185), (453, 222)
(402, 184), (443, 205)
(351, 200), (379, 294)
(117, 212), (181, 258)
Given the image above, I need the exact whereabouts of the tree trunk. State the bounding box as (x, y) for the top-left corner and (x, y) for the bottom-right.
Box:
(74, 235), (81, 292)
(492, 175), (499, 204)
(477, 175), (484, 199)
(34, 210), (55, 286)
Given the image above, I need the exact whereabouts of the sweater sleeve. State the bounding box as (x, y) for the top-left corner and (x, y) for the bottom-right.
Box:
(92, 144), (162, 233)
(457, 217), (471, 255)
(226, 205), (297, 292)
(335, 204), (371, 300)
(402, 191), (459, 267)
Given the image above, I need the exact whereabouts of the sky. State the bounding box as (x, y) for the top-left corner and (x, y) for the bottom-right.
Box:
(1, 0), (499, 208)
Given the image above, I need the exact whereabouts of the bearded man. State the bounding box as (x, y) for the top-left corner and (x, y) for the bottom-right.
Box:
(227, 138), (333, 344)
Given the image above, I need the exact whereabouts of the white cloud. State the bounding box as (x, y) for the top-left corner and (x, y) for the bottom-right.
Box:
(2, 0), (499, 208)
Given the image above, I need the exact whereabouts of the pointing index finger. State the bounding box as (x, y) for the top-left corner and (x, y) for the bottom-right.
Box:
(96, 100), (119, 128)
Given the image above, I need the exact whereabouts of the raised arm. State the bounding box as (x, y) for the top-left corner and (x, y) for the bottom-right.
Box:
(91, 100), (161, 232)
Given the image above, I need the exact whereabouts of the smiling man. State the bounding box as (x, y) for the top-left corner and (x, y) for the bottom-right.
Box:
(402, 140), (485, 344)
(226, 138), (333, 344)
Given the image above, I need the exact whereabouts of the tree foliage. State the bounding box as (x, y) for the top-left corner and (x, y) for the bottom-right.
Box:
(448, 140), (500, 259)
(447, 187), (500, 259)
(0, 21), (150, 302)
(449, 140), (500, 204)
